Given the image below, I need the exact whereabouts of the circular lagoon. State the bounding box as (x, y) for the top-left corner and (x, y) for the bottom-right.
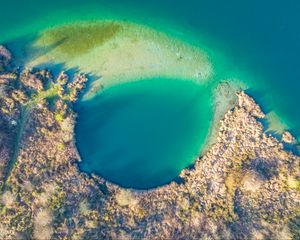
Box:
(75, 78), (213, 189)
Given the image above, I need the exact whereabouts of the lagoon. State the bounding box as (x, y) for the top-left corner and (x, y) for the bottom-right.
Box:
(75, 78), (212, 189)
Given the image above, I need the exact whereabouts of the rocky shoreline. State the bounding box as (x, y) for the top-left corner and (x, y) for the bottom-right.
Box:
(0, 46), (299, 239)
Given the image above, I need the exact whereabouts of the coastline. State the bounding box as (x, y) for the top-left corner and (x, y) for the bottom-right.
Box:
(5, 17), (299, 143)
(0, 45), (299, 238)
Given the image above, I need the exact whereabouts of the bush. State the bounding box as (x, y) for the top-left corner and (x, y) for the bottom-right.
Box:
(54, 112), (64, 122)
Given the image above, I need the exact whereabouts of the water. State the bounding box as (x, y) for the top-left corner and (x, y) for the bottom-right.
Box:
(75, 78), (212, 189)
(0, 0), (299, 188)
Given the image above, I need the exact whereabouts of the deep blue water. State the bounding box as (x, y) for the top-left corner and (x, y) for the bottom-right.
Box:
(75, 79), (212, 189)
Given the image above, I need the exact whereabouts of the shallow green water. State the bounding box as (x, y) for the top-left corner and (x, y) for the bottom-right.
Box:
(75, 78), (212, 189)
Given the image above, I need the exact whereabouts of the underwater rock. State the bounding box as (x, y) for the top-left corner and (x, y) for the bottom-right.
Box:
(0, 45), (11, 67)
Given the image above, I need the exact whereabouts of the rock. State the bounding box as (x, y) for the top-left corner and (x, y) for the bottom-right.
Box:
(282, 131), (296, 144)
(237, 91), (265, 118)
(115, 189), (138, 207)
(0, 45), (12, 67)
(242, 171), (263, 192)
(21, 73), (44, 91)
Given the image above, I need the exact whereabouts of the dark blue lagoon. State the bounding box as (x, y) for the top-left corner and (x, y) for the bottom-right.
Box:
(75, 78), (212, 189)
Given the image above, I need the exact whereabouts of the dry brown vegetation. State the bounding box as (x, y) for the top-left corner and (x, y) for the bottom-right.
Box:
(0, 46), (299, 239)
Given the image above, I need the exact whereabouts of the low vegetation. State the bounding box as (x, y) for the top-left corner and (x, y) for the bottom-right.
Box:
(0, 45), (299, 239)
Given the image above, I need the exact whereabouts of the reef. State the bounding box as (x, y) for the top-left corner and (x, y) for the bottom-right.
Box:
(0, 46), (300, 239)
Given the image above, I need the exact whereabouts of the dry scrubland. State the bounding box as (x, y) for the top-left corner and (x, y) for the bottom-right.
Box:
(0, 46), (300, 239)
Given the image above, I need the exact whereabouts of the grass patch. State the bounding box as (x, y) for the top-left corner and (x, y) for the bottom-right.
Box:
(57, 143), (65, 151)
(287, 177), (300, 191)
(54, 112), (64, 122)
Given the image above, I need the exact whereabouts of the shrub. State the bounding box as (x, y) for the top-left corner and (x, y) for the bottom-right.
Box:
(54, 112), (64, 122)
(1, 191), (15, 208)
(34, 209), (53, 227)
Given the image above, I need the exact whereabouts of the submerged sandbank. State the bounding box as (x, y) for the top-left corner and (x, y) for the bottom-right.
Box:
(27, 20), (213, 99)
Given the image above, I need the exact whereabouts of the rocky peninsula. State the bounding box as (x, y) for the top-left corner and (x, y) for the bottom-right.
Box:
(0, 46), (299, 239)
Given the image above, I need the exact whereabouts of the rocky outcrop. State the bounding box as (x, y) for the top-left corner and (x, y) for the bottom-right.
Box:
(0, 45), (11, 70)
(20, 69), (47, 91)
(282, 131), (296, 144)
(0, 48), (21, 189)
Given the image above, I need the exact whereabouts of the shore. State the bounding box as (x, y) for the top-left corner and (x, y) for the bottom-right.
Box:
(0, 46), (299, 239)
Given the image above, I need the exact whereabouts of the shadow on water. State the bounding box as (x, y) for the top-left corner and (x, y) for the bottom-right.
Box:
(260, 120), (300, 157)
(77, 71), (103, 99)
(4, 32), (99, 78)
(3, 34), (37, 68)
(246, 88), (300, 136)
(245, 88), (300, 155)
(4, 33), (66, 66)
(4, 30), (103, 96)
(244, 88), (272, 115)
(74, 90), (147, 133)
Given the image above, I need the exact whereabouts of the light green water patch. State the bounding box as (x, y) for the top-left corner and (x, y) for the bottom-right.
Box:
(27, 20), (213, 99)
(75, 78), (213, 189)
(40, 22), (123, 58)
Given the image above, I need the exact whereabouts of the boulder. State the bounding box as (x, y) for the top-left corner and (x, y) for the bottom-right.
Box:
(0, 45), (12, 67)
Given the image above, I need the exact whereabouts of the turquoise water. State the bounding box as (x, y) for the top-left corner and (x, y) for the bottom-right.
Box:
(1, 1), (298, 138)
(75, 79), (212, 189)
(0, 0), (299, 188)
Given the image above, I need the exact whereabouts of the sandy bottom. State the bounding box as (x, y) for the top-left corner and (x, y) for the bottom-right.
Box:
(28, 20), (213, 99)
(25, 19), (296, 142)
